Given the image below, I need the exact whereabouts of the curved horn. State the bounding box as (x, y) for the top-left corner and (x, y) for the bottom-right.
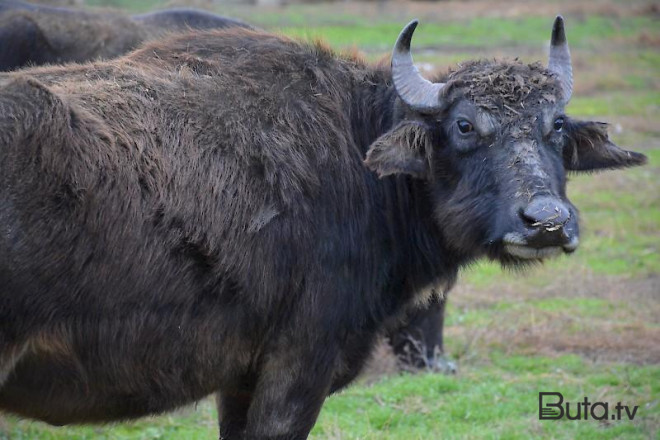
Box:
(548, 16), (573, 103)
(392, 20), (444, 113)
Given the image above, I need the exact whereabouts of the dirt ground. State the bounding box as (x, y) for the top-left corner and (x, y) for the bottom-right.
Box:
(363, 272), (660, 379)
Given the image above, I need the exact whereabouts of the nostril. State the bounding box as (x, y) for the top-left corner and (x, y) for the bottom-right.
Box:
(519, 207), (541, 226)
(520, 198), (570, 229)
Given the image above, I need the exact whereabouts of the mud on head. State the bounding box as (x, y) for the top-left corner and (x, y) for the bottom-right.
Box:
(366, 17), (647, 264)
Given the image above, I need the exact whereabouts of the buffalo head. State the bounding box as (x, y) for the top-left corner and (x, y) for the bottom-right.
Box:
(366, 17), (646, 263)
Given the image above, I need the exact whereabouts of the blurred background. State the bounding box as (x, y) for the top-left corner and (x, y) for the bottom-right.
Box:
(1, 0), (658, 438)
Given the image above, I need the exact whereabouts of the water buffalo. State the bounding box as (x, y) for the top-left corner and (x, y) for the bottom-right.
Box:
(133, 8), (252, 33)
(0, 17), (645, 439)
(1, 1), (439, 374)
(0, 1), (251, 71)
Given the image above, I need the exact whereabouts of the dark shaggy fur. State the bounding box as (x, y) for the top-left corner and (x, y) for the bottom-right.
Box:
(0, 25), (645, 439)
(0, 1), (252, 71)
(133, 8), (252, 34)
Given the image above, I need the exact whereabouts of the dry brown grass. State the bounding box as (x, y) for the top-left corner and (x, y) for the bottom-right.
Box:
(360, 273), (659, 385)
(455, 273), (659, 363)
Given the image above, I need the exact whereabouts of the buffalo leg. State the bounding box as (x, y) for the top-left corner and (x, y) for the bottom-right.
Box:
(0, 342), (27, 387)
(389, 295), (456, 373)
(243, 340), (335, 439)
(216, 390), (252, 440)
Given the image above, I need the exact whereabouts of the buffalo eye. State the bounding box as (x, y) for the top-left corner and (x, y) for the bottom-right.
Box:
(553, 117), (565, 132)
(457, 119), (474, 134)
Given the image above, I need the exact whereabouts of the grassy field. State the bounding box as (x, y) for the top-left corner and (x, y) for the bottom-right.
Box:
(2, 0), (658, 439)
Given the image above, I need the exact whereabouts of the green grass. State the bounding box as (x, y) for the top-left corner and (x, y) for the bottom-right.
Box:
(0, 407), (217, 440)
(569, 91), (660, 117)
(312, 355), (657, 439)
(3, 356), (655, 440)
(274, 16), (657, 52)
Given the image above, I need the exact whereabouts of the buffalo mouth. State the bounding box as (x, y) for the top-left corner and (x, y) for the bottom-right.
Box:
(501, 233), (579, 260)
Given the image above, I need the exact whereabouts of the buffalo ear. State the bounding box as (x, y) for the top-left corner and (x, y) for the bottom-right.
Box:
(563, 120), (647, 171)
(364, 122), (432, 178)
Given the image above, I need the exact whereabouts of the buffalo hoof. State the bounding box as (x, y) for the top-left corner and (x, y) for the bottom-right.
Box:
(432, 355), (457, 375)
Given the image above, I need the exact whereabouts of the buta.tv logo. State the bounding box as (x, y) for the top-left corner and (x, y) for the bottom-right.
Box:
(539, 392), (639, 421)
